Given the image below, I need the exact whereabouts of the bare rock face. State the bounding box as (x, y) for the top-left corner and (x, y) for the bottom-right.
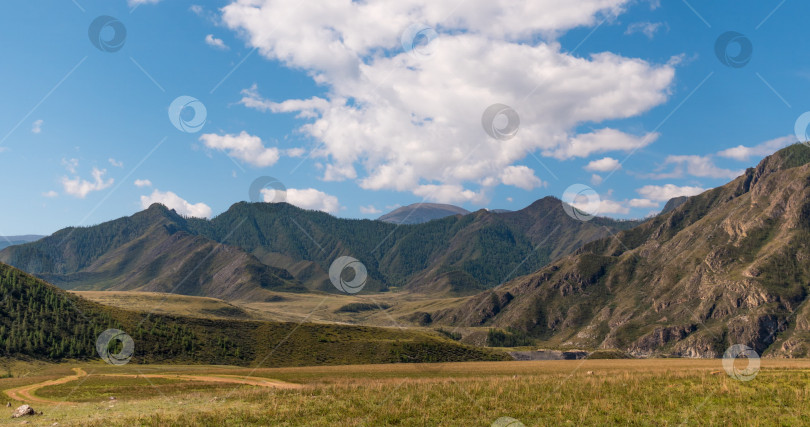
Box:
(629, 325), (698, 357)
(11, 405), (35, 418)
(726, 315), (785, 354)
(671, 335), (722, 358)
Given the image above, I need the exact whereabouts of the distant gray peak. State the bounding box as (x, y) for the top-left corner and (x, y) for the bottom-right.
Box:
(378, 203), (470, 225)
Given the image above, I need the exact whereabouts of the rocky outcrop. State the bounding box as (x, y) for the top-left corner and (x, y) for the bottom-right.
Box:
(11, 405), (35, 418)
(726, 315), (786, 354)
(629, 325), (697, 357)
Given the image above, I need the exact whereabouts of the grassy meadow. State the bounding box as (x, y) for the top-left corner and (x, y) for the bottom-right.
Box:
(73, 290), (469, 327)
(2, 359), (809, 426)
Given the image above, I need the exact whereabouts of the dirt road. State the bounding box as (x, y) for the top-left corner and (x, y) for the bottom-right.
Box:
(97, 372), (302, 389)
(3, 367), (301, 405)
(3, 367), (87, 405)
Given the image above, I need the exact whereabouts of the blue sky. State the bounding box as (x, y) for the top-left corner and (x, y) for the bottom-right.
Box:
(0, 0), (808, 235)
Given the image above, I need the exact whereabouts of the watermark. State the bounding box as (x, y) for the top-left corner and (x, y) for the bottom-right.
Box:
(482, 104), (520, 141)
(96, 329), (134, 366)
(168, 96), (207, 133)
(328, 256), (368, 294)
(491, 417), (526, 427)
(249, 176), (287, 203)
(794, 112), (810, 145)
(88, 16), (127, 53)
(714, 31), (753, 68)
(722, 344), (760, 381)
(561, 184), (601, 222)
(401, 23), (438, 58)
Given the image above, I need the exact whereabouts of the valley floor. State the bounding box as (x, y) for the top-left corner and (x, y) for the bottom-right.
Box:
(1, 359), (809, 426)
(72, 290), (470, 329)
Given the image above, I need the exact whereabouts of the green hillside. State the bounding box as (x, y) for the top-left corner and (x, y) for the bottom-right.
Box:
(0, 262), (506, 366)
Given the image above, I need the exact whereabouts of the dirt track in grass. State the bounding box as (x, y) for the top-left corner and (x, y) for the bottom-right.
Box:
(3, 367), (87, 405)
(3, 367), (301, 405)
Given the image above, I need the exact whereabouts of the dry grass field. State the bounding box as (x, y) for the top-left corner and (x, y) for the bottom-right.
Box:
(73, 290), (469, 327)
(2, 358), (809, 426)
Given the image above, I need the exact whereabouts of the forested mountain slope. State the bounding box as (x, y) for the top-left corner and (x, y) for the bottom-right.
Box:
(0, 206), (302, 300)
(0, 197), (638, 298)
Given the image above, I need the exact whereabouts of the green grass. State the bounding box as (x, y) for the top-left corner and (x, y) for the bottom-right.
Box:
(3, 359), (810, 426)
(36, 376), (227, 402)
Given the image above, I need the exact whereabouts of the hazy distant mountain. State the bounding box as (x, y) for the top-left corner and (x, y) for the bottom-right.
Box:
(0, 198), (638, 298)
(0, 235), (43, 250)
(435, 145), (810, 358)
(378, 203), (470, 224)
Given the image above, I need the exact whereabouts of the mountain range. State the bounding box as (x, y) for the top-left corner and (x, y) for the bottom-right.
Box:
(0, 235), (43, 251)
(7, 145), (810, 359)
(434, 144), (810, 358)
(0, 197), (638, 299)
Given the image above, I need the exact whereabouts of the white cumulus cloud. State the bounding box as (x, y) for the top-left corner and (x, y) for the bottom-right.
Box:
(140, 190), (212, 218)
(221, 0), (675, 204)
(629, 198), (658, 208)
(262, 187), (340, 213)
(648, 155), (743, 180)
(625, 22), (666, 39)
(546, 129), (658, 160)
(597, 199), (630, 215)
(500, 165), (545, 190)
(360, 205), (382, 215)
(134, 179), (152, 188)
(412, 184), (486, 204)
(31, 119), (43, 134)
(584, 157), (621, 172)
(285, 147), (306, 157)
(61, 168), (114, 198)
(200, 131), (280, 167)
(205, 34), (229, 50)
(717, 135), (797, 162)
(636, 184), (705, 202)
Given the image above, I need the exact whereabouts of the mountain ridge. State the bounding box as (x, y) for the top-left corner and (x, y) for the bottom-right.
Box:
(0, 197), (638, 299)
(433, 144), (810, 358)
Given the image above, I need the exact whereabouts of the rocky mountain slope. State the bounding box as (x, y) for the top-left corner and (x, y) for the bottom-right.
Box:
(0, 198), (637, 298)
(435, 144), (810, 358)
